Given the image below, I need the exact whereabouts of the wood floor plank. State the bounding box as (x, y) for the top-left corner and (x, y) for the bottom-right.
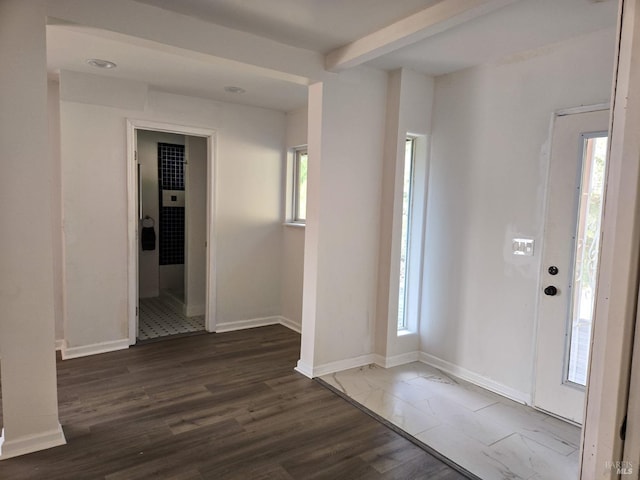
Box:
(0, 325), (468, 479)
(358, 435), (427, 474)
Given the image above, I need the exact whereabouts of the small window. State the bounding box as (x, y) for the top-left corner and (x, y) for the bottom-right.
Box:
(293, 148), (308, 223)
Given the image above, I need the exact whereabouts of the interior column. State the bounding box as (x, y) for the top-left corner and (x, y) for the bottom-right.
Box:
(0, 0), (66, 459)
(297, 70), (388, 376)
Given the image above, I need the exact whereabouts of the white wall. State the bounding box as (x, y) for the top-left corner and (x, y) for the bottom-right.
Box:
(137, 130), (185, 299)
(281, 107), (308, 329)
(59, 70), (285, 349)
(298, 67), (388, 374)
(185, 135), (207, 316)
(159, 265), (183, 292)
(422, 28), (617, 399)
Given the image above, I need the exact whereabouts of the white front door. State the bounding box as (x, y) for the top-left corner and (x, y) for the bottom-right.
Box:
(534, 108), (609, 424)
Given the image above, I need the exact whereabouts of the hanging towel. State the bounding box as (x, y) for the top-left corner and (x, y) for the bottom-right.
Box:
(141, 226), (156, 251)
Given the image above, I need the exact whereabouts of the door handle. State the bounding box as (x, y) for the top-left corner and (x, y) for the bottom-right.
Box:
(544, 286), (558, 296)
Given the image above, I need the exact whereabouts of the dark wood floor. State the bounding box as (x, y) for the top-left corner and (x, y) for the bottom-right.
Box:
(0, 326), (467, 479)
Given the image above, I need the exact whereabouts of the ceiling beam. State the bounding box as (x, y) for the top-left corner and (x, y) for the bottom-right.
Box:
(325, 0), (520, 72)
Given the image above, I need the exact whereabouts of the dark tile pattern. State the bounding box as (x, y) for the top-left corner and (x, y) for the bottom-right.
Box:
(158, 143), (185, 266)
(158, 143), (185, 190)
(159, 207), (184, 265)
(138, 295), (204, 340)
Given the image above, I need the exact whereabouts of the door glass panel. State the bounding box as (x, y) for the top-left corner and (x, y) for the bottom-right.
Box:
(567, 134), (608, 386)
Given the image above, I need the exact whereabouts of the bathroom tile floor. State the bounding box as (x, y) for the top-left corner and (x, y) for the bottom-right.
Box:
(320, 363), (581, 480)
(138, 295), (205, 340)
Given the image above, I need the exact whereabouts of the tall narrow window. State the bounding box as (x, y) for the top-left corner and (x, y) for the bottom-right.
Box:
(293, 148), (308, 223)
(398, 138), (415, 330)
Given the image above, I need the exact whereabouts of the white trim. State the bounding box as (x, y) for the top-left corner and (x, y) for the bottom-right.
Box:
(291, 146), (308, 224)
(215, 316), (281, 333)
(215, 316), (301, 334)
(279, 316), (302, 334)
(0, 425), (66, 460)
(282, 222), (306, 228)
(419, 352), (531, 405)
(373, 351), (420, 368)
(298, 354), (378, 378)
(555, 102), (610, 117)
(205, 132), (219, 334)
(295, 360), (314, 378)
(582, 2), (640, 475)
(295, 348), (528, 405)
(61, 339), (129, 360)
(126, 120), (137, 345)
(55, 339), (65, 351)
(126, 119), (218, 344)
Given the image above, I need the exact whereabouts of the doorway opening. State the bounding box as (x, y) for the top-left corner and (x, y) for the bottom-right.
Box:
(137, 131), (206, 341)
(127, 120), (217, 344)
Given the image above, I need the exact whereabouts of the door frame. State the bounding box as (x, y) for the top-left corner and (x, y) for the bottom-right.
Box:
(126, 119), (217, 344)
(581, 0), (640, 476)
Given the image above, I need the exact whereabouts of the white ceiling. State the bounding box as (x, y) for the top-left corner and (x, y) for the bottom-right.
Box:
(370, 0), (618, 75)
(132, 0), (441, 52)
(46, 25), (309, 112)
(47, 0), (618, 112)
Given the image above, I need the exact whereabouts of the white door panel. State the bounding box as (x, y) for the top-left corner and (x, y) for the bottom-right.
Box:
(534, 108), (609, 424)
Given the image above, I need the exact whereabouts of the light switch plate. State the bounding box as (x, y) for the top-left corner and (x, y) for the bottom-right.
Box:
(512, 238), (534, 256)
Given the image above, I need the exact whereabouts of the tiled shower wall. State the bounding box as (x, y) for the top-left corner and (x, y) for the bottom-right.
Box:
(158, 143), (185, 265)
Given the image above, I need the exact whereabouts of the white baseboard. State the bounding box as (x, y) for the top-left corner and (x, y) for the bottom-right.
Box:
(61, 338), (130, 360)
(305, 353), (377, 378)
(296, 351), (418, 379)
(215, 316), (301, 334)
(55, 339), (65, 351)
(295, 359), (314, 378)
(278, 316), (301, 334)
(215, 316), (281, 333)
(0, 424), (66, 460)
(419, 352), (531, 405)
(373, 351), (420, 368)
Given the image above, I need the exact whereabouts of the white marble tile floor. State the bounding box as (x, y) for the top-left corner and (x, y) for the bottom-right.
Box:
(321, 362), (581, 480)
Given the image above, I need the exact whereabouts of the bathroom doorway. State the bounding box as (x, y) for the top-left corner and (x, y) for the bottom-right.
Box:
(126, 120), (217, 344)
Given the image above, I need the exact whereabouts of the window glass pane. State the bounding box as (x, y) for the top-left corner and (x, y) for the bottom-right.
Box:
(398, 138), (414, 330)
(296, 151), (308, 221)
(567, 135), (608, 386)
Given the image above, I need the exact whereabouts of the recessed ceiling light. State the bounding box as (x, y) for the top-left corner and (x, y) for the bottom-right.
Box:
(86, 58), (117, 69)
(224, 86), (246, 94)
